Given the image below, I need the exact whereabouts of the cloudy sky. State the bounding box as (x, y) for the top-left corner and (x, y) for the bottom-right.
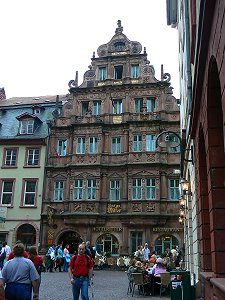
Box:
(1, 0), (180, 99)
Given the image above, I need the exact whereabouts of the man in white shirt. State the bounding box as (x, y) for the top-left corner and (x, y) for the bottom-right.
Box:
(142, 243), (150, 262)
(5, 242), (11, 259)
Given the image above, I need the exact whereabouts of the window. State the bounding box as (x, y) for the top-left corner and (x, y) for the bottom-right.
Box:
(112, 100), (122, 114)
(167, 136), (181, 153)
(4, 149), (17, 166)
(19, 119), (34, 134)
(93, 101), (101, 115)
(73, 180), (83, 200)
(53, 181), (64, 201)
(131, 64), (140, 78)
(111, 137), (121, 154)
(27, 148), (40, 166)
(114, 42), (125, 50)
(130, 232), (142, 255)
(110, 180), (120, 201)
(132, 179), (142, 200)
(146, 134), (156, 152)
(169, 179), (180, 200)
(23, 180), (37, 206)
(134, 99), (143, 113)
(88, 137), (98, 154)
(76, 137), (86, 154)
(81, 102), (89, 116)
(146, 98), (156, 112)
(33, 108), (40, 114)
(132, 135), (142, 152)
(57, 140), (67, 156)
(87, 179), (96, 200)
(154, 235), (179, 256)
(146, 178), (156, 200)
(114, 65), (123, 79)
(98, 67), (106, 81)
(1, 180), (14, 205)
(96, 234), (119, 256)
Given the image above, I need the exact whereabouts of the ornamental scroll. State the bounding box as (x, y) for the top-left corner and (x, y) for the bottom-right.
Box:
(107, 204), (121, 213)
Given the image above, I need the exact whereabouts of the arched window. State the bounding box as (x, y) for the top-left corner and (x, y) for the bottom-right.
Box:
(154, 235), (179, 255)
(96, 234), (119, 256)
(17, 224), (36, 249)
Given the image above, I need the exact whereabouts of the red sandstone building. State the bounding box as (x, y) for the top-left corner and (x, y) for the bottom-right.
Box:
(40, 22), (183, 256)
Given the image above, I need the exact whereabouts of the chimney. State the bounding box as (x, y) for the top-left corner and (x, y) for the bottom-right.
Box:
(0, 88), (6, 100)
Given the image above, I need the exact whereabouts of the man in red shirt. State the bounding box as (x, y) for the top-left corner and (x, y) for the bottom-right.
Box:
(68, 243), (93, 300)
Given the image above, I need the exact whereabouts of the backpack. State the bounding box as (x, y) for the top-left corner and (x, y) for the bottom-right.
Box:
(71, 255), (90, 271)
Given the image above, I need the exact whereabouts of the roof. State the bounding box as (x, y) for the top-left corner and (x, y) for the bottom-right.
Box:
(0, 94), (68, 107)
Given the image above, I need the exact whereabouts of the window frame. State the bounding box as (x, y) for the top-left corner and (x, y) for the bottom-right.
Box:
(114, 65), (123, 80)
(19, 119), (34, 135)
(146, 134), (156, 152)
(110, 180), (120, 201)
(169, 179), (180, 200)
(86, 179), (96, 200)
(132, 179), (142, 200)
(111, 137), (121, 154)
(21, 179), (38, 207)
(131, 64), (140, 78)
(146, 98), (156, 112)
(57, 140), (67, 157)
(53, 181), (64, 202)
(145, 178), (156, 200)
(98, 67), (106, 81)
(134, 99), (143, 113)
(2, 148), (18, 168)
(73, 179), (83, 200)
(92, 101), (101, 115)
(0, 179), (15, 206)
(132, 135), (142, 152)
(112, 99), (122, 115)
(25, 147), (41, 167)
(76, 137), (86, 154)
(88, 137), (98, 154)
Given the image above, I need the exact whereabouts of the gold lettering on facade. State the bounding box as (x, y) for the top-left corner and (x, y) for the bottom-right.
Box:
(112, 52), (129, 55)
(113, 116), (122, 124)
(152, 227), (183, 232)
(107, 204), (121, 213)
(93, 227), (123, 232)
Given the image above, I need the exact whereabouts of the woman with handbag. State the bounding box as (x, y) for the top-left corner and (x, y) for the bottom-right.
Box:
(28, 245), (45, 291)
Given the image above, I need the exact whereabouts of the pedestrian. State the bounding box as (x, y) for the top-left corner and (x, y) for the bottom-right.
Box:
(7, 240), (29, 260)
(1, 243), (39, 300)
(54, 244), (63, 272)
(0, 243), (6, 270)
(142, 243), (150, 263)
(46, 244), (55, 272)
(28, 245), (45, 291)
(63, 244), (70, 272)
(68, 243), (94, 300)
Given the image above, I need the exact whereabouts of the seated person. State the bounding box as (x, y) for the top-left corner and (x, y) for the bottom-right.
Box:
(149, 251), (157, 266)
(151, 257), (167, 295)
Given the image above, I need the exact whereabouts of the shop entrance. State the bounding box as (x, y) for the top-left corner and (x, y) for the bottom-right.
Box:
(58, 231), (83, 255)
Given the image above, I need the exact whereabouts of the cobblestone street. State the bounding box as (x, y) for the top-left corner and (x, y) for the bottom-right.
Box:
(39, 270), (170, 300)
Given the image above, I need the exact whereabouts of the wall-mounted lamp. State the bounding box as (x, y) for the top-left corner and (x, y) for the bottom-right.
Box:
(179, 197), (185, 207)
(180, 179), (192, 196)
(156, 130), (194, 178)
(178, 215), (185, 224)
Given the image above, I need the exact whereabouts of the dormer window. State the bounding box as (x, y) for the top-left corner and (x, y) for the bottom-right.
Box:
(114, 65), (123, 79)
(34, 108), (40, 114)
(19, 119), (34, 134)
(114, 42), (125, 50)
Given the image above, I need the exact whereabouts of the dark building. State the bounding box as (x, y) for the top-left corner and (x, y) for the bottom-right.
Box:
(41, 21), (183, 256)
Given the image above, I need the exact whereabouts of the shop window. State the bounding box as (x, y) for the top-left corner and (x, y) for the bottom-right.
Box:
(96, 234), (119, 256)
(154, 235), (179, 256)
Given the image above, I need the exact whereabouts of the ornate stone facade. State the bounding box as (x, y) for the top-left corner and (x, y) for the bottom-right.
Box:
(41, 21), (183, 256)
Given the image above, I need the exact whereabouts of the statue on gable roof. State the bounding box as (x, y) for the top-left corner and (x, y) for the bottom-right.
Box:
(115, 20), (123, 34)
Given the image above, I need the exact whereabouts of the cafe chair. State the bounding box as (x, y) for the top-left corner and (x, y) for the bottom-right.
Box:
(155, 272), (171, 297)
(131, 273), (148, 297)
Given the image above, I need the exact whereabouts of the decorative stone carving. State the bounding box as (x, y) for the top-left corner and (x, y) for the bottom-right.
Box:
(107, 204), (121, 213)
(48, 229), (54, 239)
(74, 203), (82, 212)
(132, 203), (142, 212)
(146, 203), (156, 212)
(86, 203), (95, 212)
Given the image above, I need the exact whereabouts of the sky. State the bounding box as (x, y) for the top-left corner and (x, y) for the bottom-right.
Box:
(1, 0), (180, 99)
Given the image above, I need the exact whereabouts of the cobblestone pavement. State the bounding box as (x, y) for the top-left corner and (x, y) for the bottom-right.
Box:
(39, 270), (170, 300)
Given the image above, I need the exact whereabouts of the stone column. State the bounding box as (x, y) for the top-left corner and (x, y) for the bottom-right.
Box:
(160, 171), (167, 200)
